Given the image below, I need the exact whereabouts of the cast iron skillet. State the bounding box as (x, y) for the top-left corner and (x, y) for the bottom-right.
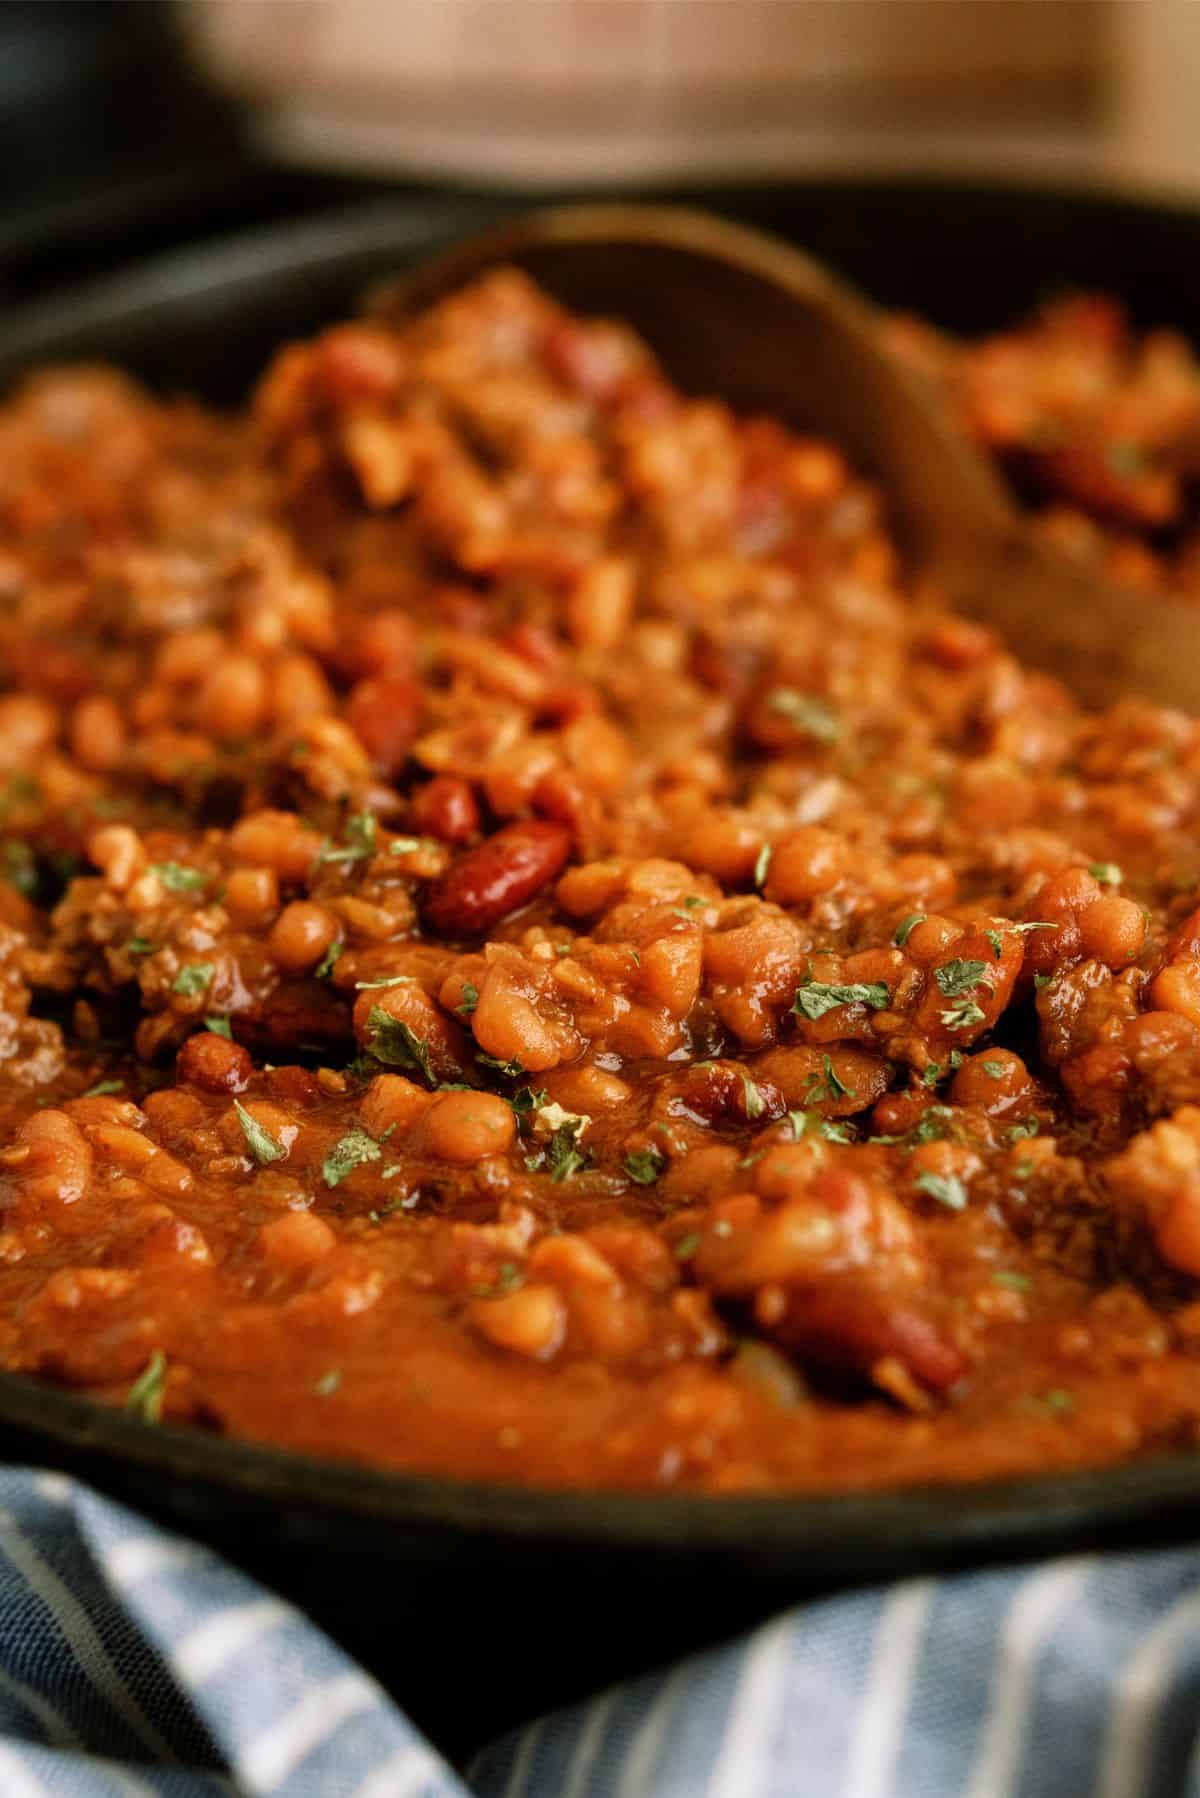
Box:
(3, 179), (1200, 1750)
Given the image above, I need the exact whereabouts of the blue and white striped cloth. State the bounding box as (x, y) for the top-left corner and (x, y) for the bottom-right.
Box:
(0, 1468), (1197, 1797)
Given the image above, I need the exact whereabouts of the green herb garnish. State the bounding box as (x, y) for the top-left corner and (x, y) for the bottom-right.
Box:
(1088, 862), (1122, 886)
(322, 1126), (383, 1188)
(940, 997), (987, 1032)
(793, 979), (890, 1021)
(509, 1086), (549, 1115)
(753, 844), (772, 889)
(786, 1108), (854, 1143)
(82, 1079), (124, 1097)
(623, 1147), (666, 1185)
(205, 1016), (232, 1038)
(0, 841), (36, 898)
(766, 688), (840, 743)
(806, 1053), (855, 1104)
(172, 963), (213, 997)
(992, 1270), (1032, 1292)
(740, 1074), (767, 1120)
(151, 862), (206, 893)
(366, 1008), (436, 1084)
(126, 1350), (167, 1424)
(233, 1100), (286, 1165)
(315, 940), (344, 980)
(914, 1169), (968, 1210)
(935, 959), (989, 996)
(894, 914), (926, 948)
(470, 1263), (524, 1299)
(318, 810), (378, 865)
(455, 982), (479, 1017)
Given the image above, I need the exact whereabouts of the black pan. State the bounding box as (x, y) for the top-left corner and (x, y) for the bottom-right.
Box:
(3, 179), (1200, 1757)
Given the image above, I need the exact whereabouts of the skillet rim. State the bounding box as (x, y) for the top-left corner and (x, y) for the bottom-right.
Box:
(3, 179), (1200, 1563)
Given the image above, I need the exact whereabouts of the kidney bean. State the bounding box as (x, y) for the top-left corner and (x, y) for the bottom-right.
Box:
(409, 775), (479, 844)
(345, 675), (423, 776)
(775, 1282), (967, 1394)
(423, 819), (571, 937)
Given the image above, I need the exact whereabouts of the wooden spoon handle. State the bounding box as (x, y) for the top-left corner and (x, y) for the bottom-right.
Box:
(944, 529), (1200, 712)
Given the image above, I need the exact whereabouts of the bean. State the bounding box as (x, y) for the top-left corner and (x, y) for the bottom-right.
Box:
(421, 1091), (516, 1164)
(345, 676), (422, 776)
(258, 1209), (336, 1272)
(177, 1031), (253, 1094)
(269, 901), (339, 973)
(409, 775), (479, 844)
(469, 1283), (565, 1359)
(423, 819), (571, 937)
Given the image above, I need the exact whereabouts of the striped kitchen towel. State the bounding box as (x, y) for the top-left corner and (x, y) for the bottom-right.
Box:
(0, 1466), (1196, 1797)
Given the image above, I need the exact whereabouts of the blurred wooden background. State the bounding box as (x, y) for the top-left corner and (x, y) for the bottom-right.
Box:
(182, 1), (1196, 195)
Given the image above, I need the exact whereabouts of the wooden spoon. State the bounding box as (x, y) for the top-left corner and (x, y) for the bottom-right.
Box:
(374, 202), (1200, 713)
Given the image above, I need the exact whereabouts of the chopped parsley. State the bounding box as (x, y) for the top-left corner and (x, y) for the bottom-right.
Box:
(317, 810), (378, 865)
(894, 914), (926, 948)
(366, 1008), (435, 1084)
(314, 1369), (342, 1397)
(982, 1060), (1007, 1080)
(476, 1052), (526, 1080)
(322, 1126), (383, 1188)
(992, 1270), (1032, 1293)
(509, 1085), (549, 1115)
(455, 982), (479, 1017)
(674, 1232), (701, 1261)
(205, 1016), (232, 1038)
(984, 929), (1004, 960)
(172, 963), (213, 997)
(921, 1052), (963, 1087)
(1088, 862), (1122, 886)
(82, 1079), (124, 1097)
(623, 1146), (666, 1184)
(753, 843), (773, 888)
(740, 1074), (767, 1120)
(766, 688), (840, 743)
(1006, 1118), (1040, 1142)
(355, 974), (417, 990)
(914, 1169), (968, 1210)
(151, 862), (206, 893)
(388, 836), (422, 856)
(314, 939), (344, 980)
(126, 1350), (167, 1424)
(793, 978), (890, 1021)
(786, 1108), (854, 1143)
(127, 934), (154, 956)
(870, 1105), (957, 1150)
(940, 997), (987, 1032)
(806, 1053), (855, 1104)
(539, 1117), (590, 1182)
(1034, 971), (1054, 990)
(934, 959), (989, 996)
(0, 841), (36, 898)
(934, 962), (990, 1031)
(469, 1263), (523, 1300)
(233, 1100), (286, 1165)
